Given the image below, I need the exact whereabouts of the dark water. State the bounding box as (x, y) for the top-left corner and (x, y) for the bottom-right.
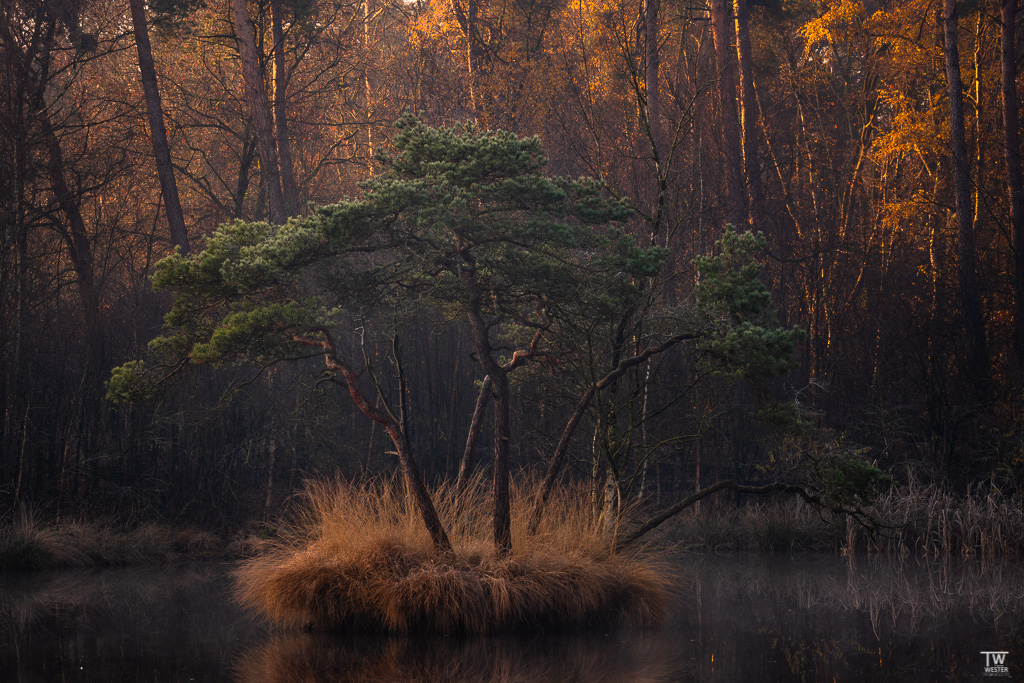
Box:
(1, 555), (1021, 682)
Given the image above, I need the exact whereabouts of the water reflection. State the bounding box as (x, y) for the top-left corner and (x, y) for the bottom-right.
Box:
(668, 554), (1024, 681)
(235, 630), (684, 682)
(1, 556), (1022, 682)
(0, 564), (262, 682)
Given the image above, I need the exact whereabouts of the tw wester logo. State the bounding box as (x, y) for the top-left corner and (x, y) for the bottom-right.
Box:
(982, 651), (1009, 677)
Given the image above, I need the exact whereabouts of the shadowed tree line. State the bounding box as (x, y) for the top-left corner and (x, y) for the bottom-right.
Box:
(1, 0), (1023, 529)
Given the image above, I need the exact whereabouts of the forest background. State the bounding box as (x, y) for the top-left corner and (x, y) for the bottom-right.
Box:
(1, 0), (1022, 530)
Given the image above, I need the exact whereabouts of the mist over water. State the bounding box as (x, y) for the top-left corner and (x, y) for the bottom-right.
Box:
(1, 555), (1020, 682)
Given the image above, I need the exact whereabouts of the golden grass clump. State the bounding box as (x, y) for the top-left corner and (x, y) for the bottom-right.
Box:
(233, 478), (669, 634)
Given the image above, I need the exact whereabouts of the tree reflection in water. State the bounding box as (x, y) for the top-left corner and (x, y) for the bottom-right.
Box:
(669, 554), (1024, 681)
(235, 630), (684, 683)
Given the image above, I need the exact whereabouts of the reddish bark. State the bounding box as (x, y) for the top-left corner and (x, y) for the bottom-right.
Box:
(128, 0), (189, 254)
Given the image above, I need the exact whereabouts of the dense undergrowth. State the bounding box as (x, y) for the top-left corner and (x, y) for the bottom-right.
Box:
(233, 478), (669, 634)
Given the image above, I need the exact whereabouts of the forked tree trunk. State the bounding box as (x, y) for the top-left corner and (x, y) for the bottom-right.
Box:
(943, 0), (990, 395)
(459, 249), (512, 554)
(529, 330), (696, 533)
(41, 112), (100, 344)
(128, 0), (189, 254)
(230, 0), (285, 224)
(1001, 0), (1024, 371)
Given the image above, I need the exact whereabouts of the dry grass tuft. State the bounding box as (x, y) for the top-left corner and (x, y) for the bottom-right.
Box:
(0, 515), (206, 569)
(0, 513), (89, 570)
(234, 478), (669, 634)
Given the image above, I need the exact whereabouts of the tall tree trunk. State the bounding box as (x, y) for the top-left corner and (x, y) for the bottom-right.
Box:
(641, 0), (663, 160)
(710, 0), (748, 227)
(270, 0), (298, 215)
(490, 372), (512, 554)
(41, 108), (104, 491)
(363, 0), (375, 170)
(1001, 0), (1024, 371)
(234, 126), (256, 218)
(41, 112), (100, 339)
(943, 0), (990, 394)
(128, 0), (189, 254)
(733, 0), (764, 222)
(459, 249), (511, 554)
(230, 0), (285, 224)
(451, 0), (485, 123)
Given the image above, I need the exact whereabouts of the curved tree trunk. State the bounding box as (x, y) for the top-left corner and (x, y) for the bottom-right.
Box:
(128, 0), (189, 254)
(41, 112), (100, 342)
(296, 330), (453, 554)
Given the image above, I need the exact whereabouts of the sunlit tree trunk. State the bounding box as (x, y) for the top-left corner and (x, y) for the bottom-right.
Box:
(733, 0), (763, 222)
(1001, 0), (1024, 370)
(710, 0), (748, 227)
(943, 0), (990, 394)
(271, 0), (299, 215)
(230, 0), (285, 224)
(128, 0), (189, 254)
(451, 0), (486, 123)
(363, 0), (375, 169)
(641, 0), (663, 160)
